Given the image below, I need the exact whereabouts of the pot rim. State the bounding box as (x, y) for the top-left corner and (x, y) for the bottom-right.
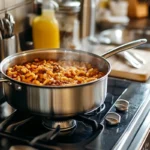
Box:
(0, 48), (111, 88)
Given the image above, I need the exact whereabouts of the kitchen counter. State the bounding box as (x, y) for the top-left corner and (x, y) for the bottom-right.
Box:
(81, 35), (150, 82)
(81, 17), (150, 82)
(96, 17), (150, 31)
(127, 17), (150, 29)
(96, 17), (150, 49)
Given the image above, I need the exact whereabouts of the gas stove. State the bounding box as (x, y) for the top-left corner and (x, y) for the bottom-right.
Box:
(0, 77), (150, 150)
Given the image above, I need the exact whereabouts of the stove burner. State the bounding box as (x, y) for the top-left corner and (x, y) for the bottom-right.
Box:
(30, 115), (104, 146)
(0, 110), (103, 147)
(42, 118), (76, 132)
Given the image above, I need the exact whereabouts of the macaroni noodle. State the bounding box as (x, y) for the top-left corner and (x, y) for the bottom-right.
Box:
(6, 59), (105, 86)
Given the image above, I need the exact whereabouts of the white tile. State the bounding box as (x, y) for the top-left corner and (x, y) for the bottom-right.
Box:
(15, 3), (33, 32)
(0, 0), (5, 10)
(15, 0), (26, 4)
(6, 9), (16, 32)
(4, 0), (16, 8)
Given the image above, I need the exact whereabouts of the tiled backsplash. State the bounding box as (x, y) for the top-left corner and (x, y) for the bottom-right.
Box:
(0, 0), (34, 33)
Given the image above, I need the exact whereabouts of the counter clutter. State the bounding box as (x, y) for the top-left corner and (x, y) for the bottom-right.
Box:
(0, 12), (17, 61)
(85, 43), (150, 82)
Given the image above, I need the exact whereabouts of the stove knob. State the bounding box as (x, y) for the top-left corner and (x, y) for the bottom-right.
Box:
(115, 99), (129, 112)
(105, 112), (121, 126)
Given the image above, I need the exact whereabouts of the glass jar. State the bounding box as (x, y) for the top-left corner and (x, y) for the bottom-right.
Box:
(56, 1), (81, 49)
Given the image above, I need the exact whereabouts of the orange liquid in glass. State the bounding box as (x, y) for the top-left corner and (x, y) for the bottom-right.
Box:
(32, 10), (60, 49)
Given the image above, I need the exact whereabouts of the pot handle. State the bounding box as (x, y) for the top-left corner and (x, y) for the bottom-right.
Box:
(101, 39), (147, 59)
(0, 78), (9, 82)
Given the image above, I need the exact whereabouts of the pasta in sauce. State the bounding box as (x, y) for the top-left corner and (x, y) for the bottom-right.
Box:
(6, 58), (105, 86)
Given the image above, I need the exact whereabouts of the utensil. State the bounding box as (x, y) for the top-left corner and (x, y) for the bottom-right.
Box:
(98, 28), (147, 68)
(0, 39), (147, 118)
(117, 51), (143, 69)
(102, 38), (146, 68)
(5, 12), (15, 36)
(2, 18), (12, 38)
(0, 19), (5, 38)
(5, 12), (15, 25)
(101, 39), (146, 58)
(127, 51), (145, 64)
(0, 30), (3, 40)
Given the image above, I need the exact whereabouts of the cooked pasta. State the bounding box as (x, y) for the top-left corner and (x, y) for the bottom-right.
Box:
(6, 58), (105, 86)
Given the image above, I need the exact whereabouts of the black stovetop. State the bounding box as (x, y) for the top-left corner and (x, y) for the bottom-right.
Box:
(0, 77), (150, 150)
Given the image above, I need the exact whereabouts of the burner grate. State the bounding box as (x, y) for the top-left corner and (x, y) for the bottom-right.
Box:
(0, 110), (103, 148)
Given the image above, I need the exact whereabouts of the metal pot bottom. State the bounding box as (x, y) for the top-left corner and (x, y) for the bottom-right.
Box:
(11, 103), (102, 119)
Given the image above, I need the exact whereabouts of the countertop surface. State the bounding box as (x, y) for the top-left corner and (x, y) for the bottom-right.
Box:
(127, 17), (150, 29)
(96, 17), (150, 31)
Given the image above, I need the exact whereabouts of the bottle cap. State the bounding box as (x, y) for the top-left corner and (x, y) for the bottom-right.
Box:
(43, 0), (59, 11)
(58, 1), (80, 14)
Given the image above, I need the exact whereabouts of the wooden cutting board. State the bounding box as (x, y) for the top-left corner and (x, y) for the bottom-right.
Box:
(91, 45), (150, 82)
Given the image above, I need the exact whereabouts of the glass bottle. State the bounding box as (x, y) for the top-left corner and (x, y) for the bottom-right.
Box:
(56, 1), (81, 49)
(32, 0), (60, 49)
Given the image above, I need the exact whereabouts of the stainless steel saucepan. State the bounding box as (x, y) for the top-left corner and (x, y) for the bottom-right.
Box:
(0, 39), (147, 118)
